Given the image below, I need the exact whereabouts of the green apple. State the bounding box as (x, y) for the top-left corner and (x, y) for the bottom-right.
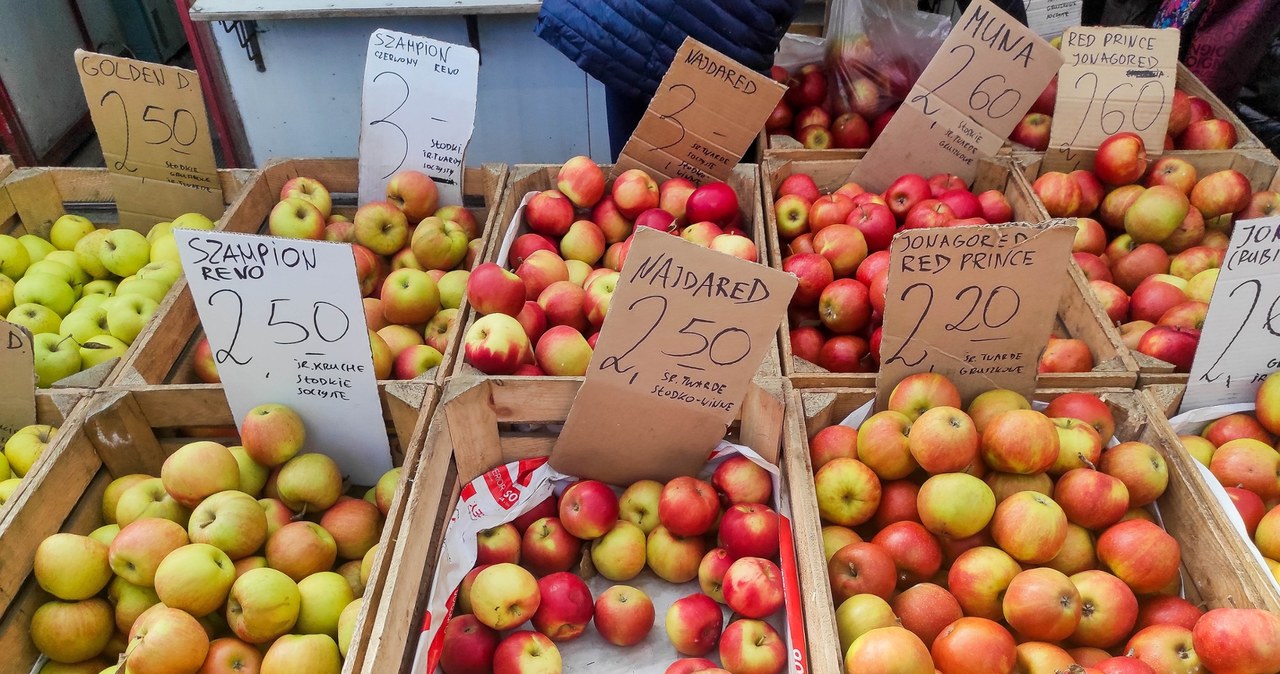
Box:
(295, 571), (354, 639)
(104, 294), (159, 344)
(80, 334), (128, 369)
(35, 533), (112, 600)
(0, 273), (15, 316)
(4, 424), (56, 477)
(227, 567), (302, 643)
(33, 332), (82, 386)
(82, 278), (118, 297)
(99, 229), (151, 277)
(44, 250), (90, 286)
(110, 519), (191, 586)
(135, 260), (182, 287)
(188, 489), (267, 560)
(0, 477), (21, 504)
(90, 523), (120, 547)
(150, 234), (181, 265)
(230, 446), (270, 497)
(49, 214), (96, 251)
(72, 293), (111, 313)
(154, 543), (236, 617)
(7, 302), (62, 334)
(108, 575), (159, 633)
(18, 234), (56, 263)
(102, 473), (150, 524)
(15, 273), (76, 316)
(0, 234), (30, 278)
(74, 229), (112, 280)
(147, 221), (175, 243)
(59, 306), (111, 343)
(30, 598), (115, 664)
(173, 212), (216, 231)
(0, 453), (8, 481)
(438, 269), (469, 309)
(113, 477), (191, 527)
(116, 276), (170, 303)
(24, 259), (76, 285)
(337, 598), (362, 657)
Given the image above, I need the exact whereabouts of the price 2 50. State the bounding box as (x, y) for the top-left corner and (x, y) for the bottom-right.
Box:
(208, 292), (352, 366)
(98, 90), (200, 172)
(599, 294), (751, 383)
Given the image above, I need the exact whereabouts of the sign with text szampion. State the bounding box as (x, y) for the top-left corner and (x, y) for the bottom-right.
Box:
(358, 30), (479, 208)
(1183, 216), (1280, 412)
(1050, 27), (1179, 152)
(174, 230), (390, 484)
(876, 222), (1076, 407)
(0, 320), (35, 444)
(75, 50), (223, 228)
(613, 38), (786, 185)
(552, 229), (797, 484)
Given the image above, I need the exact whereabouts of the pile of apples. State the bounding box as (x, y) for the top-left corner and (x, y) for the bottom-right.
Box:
(1178, 373), (1280, 581)
(193, 169), (483, 384)
(0, 423), (57, 505)
(764, 63), (886, 150)
(1031, 131), (1277, 372)
(773, 171), (1094, 374)
(439, 456), (790, 673)
(1011, 78), (1242, 151)
(463, 157), (755, 377)
(809, 373), (1280, 674)
(1, 211), (213, 386)
(24, 403), (400, 673)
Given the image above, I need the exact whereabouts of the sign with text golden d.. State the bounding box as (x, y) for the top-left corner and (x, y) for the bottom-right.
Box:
(75, 50), (222, 229)
(876, 222), (1075, 406)
(174, 230), (389, 484)
(0, 320), (35, 444)
(613, 38), (785, 185)
(552, 229), (796, 484)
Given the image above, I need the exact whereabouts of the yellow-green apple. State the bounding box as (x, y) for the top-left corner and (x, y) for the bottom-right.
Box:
(709, 234), (757, 262)
(465, 313), (532, 375)
(844, 625), (933, 674)
(109, 575), (159, 634)
(1180, 434), (1216, 467)
(719, 619), (785, 674)
(188, 489), (268, 560)
(525, 189), (576, 237)
(0, 477), (19, 503)
(424, 307), (459, 352)
(904, 406), (979, 474)
(528, 571), (594, 643)
(887, 373), (961, 421)
(828, 541), (896, 603)
(891, 583), (963, 649)
(260, 634), (340, 674)
(966, 389), (1031, 434)
(114, 477), (191, 527)
(240, 403), (305, 468)
(393, 343), (443, 379)
(564, 258), (591, 286)
(122, 604), (209, 672)
(379, 268), (440, 325)
(439, 614), (498, 673)
(48, 215), (95, 251)
(931, 617), (1017, 674)
(33, 333), (81, 386)
(533, 324), (591, 376)
(373, 467), (400, 517)
(619, 480), (663, 534)
(871, 520), (942, 586)
(1045, 523), (1098, 577)
(1097, 519), (1180, 594)
(813, 457), (880, 527)
(991, 491), (1068, 563)
(161, 441), (240, 508)
(647, 525), (706, 583)
(293, 571), (354, 639)
(102, 474), (150, 523)
(265, 521), (337, 581)
(8, 302), (61, 335)
(697, 548), (733, 603)
(1001, 567), (1081, 642)
(917, 472), (994, 538)
(19, 233), (55, 264)
(809, 424), (858, 471)
(521, 516), (581, 577)
(135, 258), (183, 287)
(73, 229), (112, 279)
(111, 276), (167, 304)
(1124, 624), (1201, 672)
(612, 169), (661, 220)
(351, 201), (409, 256)
(336, 559), (364, 598)
(268, 198), (326, 240)
(981, 409), (1060, 474)
(435, 268), (469, 310)
(384, 170), (438, 222)
(29, 598), (114, 664)
(1069, 569), (1140, 649)
(1101, 441), (1169, 506)
(476, 522), (521, 566)
(15, 272), (76, 316)
(658, 476), (720, 537)
(109, 517), (189, 586)
(583, 271), (618, 330)
(276, 452), (342, 513)
(280, 176), (333, 219)
(1056, 468), (1129, 531)
(470, 562), (541, 630)
(153, 543), (236, 616)
(1124, 186), (1190, 244)
(35, 533), (111, 601)
(1033, 172), (1083, 218)
(774, 194), (811, 240)
(835, 593), (897, 653)
(721, 556), (784, 619)
(1191, 607), (1280, 674)
(1051, 418), (1104, 473)
(1095, 132), (1149, 185)
(103, 293), (159, 344)
(319, 496), (382, 560)
(0, 233), (30, 278)
(226, 567), (300, 643)
(665, 593), (723, 657)
(201, 636), (263, 673)
(593, 584), (653, 646)
(559, 219), (606, 265)
(466, 261), (525, 316)
(411, 216), (468, 270)
(590, 520), (646, 581)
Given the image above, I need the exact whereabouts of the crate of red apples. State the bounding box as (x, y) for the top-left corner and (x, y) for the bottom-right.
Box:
(762, 157), (1137, 389)
(789, 374), (1280, 674)
(456, 158), (779, 380)
(1023, 133), (1280, 382)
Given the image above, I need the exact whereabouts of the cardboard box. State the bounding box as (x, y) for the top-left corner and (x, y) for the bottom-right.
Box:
(0, 381), (434, 672)
(109, 159), (508, 387)
(0, 156), (13, 184)
(763, 156), (1139, 388)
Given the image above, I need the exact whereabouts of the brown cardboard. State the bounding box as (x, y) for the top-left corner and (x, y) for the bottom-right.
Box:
(854, 0), (1061, 191)
(551, 229), (796, 484)
(1049, 27), (1180, 152)
(75, 50), (223, 229)
(875, 222), (1075, 407)
(0, 320), (35, 444)
(612, 38), (785, 185)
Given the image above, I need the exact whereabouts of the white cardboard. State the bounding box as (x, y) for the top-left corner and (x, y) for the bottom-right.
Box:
(174, 230), (390, 484)
(358, 29), (479, 208)
(1183, 216), (1280, 413)
(1025, 0), (1083, 39)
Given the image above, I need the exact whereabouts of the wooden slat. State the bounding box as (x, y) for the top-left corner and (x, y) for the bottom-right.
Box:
(0, 156), (14, 184)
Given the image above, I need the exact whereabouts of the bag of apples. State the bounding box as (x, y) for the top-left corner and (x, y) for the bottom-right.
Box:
(411, 441), (806, 674)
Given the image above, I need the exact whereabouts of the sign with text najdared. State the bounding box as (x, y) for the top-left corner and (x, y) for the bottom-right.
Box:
(552, 229), (796, 484)
(175, 230), (389, 484)
(0, 320), (35, 444)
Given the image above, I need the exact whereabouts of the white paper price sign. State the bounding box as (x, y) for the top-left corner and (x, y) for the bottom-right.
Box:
(174, 230), (389, 484)
(1025, 0), (1083, 39)
(1183, 216), (1280, 412)
(358, 29), (478, 208)
(0, 320), (35, 444)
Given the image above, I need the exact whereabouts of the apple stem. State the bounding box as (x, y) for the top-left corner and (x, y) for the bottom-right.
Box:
(292, 505), (309, 520)
(57, 334), (78, 349)
(1081, 456), (1098, 471)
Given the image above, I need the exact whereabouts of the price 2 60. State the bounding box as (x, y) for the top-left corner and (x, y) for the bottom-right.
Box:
(1196, 279), (1280, 387)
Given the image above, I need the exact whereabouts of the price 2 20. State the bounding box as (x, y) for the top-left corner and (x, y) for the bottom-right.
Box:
(98, 90), (199, 172)
(207, 292), (352, 366)
(1196, 279), (1280, 387)
(884, 283), (1022, 367)
(598, 294), (751, 384)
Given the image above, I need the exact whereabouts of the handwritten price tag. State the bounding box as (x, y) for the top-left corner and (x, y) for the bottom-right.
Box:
(1183, 216), (1280, 412)
(1050, 27), (1179, 153)
(0, 320), (35, 444)
(1026, 0), (1083, 39)
(876, 222), (1075, 406)
(75, 50), (223, 229)
(358, 29), (478, 207)
(551, 229), (796, 483)
(174, 230), (390, 484)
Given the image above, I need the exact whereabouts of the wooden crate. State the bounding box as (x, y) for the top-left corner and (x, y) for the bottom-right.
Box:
(1018, 149), (1280, 386)
(762, 156), (1139, 389)
(755, 129), (870, 163)
(789, 386), (1280, 672)
(109, 159), (508, 387)
(0, 381), (435, 673)
(452, 162), (783, 380)
(353, 374), (797, 674)
(0, 167), (257, 389)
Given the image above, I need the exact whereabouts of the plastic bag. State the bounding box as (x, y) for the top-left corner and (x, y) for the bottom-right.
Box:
(826, 0), (952, 120)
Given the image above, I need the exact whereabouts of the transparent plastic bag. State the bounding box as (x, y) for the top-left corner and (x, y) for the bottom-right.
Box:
(826, 0), (952, 119)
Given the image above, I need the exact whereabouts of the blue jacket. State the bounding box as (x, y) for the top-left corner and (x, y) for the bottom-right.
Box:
(536, 0), (805, 100)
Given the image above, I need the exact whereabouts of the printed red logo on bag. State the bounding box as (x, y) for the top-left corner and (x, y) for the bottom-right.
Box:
(483, 466), (521, 510)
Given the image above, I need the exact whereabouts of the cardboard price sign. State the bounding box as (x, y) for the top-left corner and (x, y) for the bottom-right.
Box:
(75, 50), (223, 229)
(1026, 0), (1083, 39)
(613, 38), (785, 185)
(875, 222), (1075, 406)
(1183, 216), (1280, 412)
(551, 229), (796, 484)
(0, 320), (35, 444)
(854, 0), (1061, 192)
(1050, 27), (1179, 152)
(174, 230), (390, 484)
(358, 30), (479, 207)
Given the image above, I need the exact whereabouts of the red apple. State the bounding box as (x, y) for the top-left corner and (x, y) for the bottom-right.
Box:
(659, 477), (719, 537)
(1095, 132), (1149, 186)
(531, 572), (593, 642)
